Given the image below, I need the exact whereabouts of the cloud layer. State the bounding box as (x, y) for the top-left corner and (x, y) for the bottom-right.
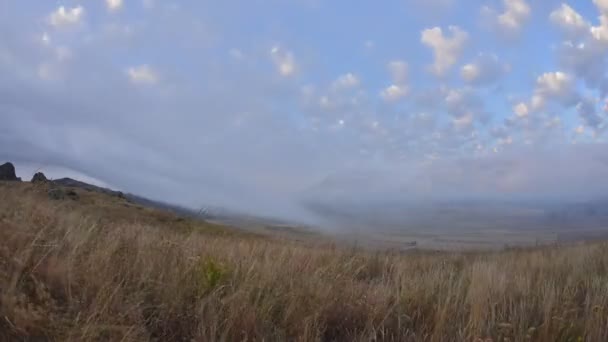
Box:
(1, 1), (608, 223)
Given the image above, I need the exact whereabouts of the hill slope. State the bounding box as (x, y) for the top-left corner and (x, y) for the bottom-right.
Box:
(1, 181), (608, 341)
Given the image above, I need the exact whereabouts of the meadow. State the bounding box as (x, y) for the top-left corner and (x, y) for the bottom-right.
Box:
(1, 181), (607, 341)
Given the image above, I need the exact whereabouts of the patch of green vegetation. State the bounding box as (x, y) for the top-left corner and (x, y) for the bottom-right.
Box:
(194, 257), (229, 296)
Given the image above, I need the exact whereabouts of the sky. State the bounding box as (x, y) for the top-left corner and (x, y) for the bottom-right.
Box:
(2, 0), (608, 222)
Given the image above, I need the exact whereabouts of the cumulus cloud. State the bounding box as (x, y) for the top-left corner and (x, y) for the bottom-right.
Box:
(126, 65), (159, 85)
(514, 70), (605, 131)
(270, 46), (297, 77)
(421, 26), (468, 76)
(443, 87), (488, 130)
(380, 85), (408, 102)
(577, 97), (603, 128)
(550, 4), (589, 38)
(590, 15), (608, 43)
(550, 2), (608, 96)
(594, 0), (608, 14)
(380, 60), (408, 102)
(513, 102), (529, 118)
(331, 73), (360, 90)
(535, 71), (577, 103)
(557, 42), (607, 93)
(106, 0), (124, 12)
(48, 6), (85, 28)
(461, 53), (509, 86)
(512, 72), (577, 119)
(483, 0), (531, 38)
(4, 1), (608, 225)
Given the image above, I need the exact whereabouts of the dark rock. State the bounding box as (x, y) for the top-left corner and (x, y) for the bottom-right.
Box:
(0, 162), (21, 181)
(31, 172), (48, 183)
(48, 188), (65, 200)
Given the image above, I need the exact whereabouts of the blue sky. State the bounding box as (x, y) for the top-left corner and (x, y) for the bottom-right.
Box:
(2, 0), (608, 220)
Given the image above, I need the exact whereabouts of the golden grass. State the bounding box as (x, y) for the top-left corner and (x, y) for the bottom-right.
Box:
(1, 181), (608, 341)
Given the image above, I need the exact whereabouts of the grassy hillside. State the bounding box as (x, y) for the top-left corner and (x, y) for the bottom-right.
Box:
(1, 181), (608, 341)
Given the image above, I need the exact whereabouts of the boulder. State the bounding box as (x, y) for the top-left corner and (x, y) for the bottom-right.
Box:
(31, 172), (48, 183)
(0, 162), (21, 181)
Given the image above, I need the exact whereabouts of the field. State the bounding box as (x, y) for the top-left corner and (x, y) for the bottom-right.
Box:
(1, 181), (608, 341)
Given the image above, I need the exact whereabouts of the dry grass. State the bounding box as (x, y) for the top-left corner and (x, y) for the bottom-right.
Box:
(1, 182), (608, 341)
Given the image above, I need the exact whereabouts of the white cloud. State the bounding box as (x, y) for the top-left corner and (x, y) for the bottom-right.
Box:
(444, 88), (488, 128)
(557, 41), (607, 93)
(461, 53), (508, 85)
(453, 112), (474, 130)
(549, 2), (608, 96)
(49, 6), (85, 28)
(380, 60), (409, 101)
(594, 0), (608, 14)
(126, 65), (159, 85)
(577, 97), (603, 128)
(550, 4), (589, 38)
(483, 0), (531, 37)
(270, 46), (297, 77)
(499, 0), (531, 29)
(513, 102), (529, 117)
(536, 71), (575, 100)
(590, 15), (608, 43)
(420, 26), (468, 76)
(516, 72), (577, 115)
(530, 94), (544, 111)
(331, 73), (360, 90)
(106, 0), (124, 12)
(516, 71), (602, 131)
(460, 64), (480, 82)
(380, 85), (408, 102)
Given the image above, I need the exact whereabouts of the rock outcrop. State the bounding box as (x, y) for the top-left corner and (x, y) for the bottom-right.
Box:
(0, 162), (21, 181)
(31, 172), (48, 183)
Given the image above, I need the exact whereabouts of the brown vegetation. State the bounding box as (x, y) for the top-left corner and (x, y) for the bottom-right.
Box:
(1, 181), (607, 341)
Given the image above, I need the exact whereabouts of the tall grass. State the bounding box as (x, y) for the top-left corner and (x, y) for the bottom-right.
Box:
(1, 182), (608, 341)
